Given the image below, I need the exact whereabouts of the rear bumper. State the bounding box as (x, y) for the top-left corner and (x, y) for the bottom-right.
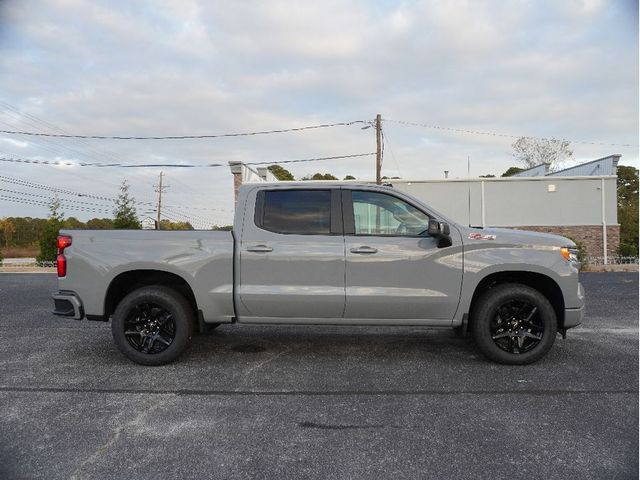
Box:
(52, 291), (84, 320)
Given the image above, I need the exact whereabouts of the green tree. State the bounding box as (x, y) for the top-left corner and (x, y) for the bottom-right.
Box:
(344, 175), (356, 180)
(501, 166), (525, 177)
(212, 225), (233, 231)
(159, 220), (194, 230)
(63, 217), (85, 229)
(267, 165), (295, 181)
(303, 173), (339, 180)
(0, 217), (47, 249)
(479, 174), (496, 178)
(86, 218), (114, 229)
(0, 219), (16, 248)
(617, 166), (639, 256)
(37, 197), (64, 264)
(511, 137), (573, 170)
(113, 180), (140, 229)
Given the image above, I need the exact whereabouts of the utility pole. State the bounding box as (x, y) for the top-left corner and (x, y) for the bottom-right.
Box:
(154, 171), (169, 230)
(375, 113), (382, 185)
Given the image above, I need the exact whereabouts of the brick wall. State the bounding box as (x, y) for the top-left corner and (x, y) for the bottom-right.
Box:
(512, 225), (620, 258)
(233, 172), (242, 203)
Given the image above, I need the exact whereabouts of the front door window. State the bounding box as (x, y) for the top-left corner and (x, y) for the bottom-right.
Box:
(352, 191), (430, 236)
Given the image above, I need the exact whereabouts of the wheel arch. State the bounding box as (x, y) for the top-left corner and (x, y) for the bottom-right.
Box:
(467, 271), (565, 328)
(104, 269), (198, 320)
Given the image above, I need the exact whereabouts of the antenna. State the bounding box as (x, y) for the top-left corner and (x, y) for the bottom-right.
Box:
(467, 155), (471, 227)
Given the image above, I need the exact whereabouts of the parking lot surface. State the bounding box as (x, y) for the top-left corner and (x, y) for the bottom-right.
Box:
(0, 272), (637, 479)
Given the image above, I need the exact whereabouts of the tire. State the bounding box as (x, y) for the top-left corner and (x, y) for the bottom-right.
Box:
(471, 283), (557, 365)
(111, 286), (195, 366)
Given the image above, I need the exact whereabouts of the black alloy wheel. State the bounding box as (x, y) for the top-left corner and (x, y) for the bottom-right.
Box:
(112, 286), (195, 366)
(471, 283), (557, 365)
(123, 302), (176, 354)
(489, 300), (544, 354)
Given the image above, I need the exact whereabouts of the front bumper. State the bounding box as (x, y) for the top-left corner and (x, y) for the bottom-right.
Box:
(564, 281), (585, 328)
(564, 306), (584, 328)
(52, 291), (84, 320)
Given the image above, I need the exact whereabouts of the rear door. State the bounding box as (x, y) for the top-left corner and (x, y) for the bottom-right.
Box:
(343, 188), (463, 321)
(237, 187), (345, 319)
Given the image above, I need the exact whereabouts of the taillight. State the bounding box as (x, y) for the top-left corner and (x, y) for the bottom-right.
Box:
(57, 236), (72, 251)
(57, 235), (72, 277)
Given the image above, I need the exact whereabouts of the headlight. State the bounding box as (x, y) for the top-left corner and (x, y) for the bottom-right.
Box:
(561, 246), (580, 266)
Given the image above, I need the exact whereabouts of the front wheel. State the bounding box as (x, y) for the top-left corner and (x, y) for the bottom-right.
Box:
(111, 286), (195, 366)
(471, 283), (557, 365)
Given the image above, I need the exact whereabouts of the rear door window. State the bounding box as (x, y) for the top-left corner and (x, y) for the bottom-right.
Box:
(260, 190), (332, 235)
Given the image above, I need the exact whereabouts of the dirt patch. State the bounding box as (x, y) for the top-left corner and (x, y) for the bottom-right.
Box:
(0, 266), (56, 273)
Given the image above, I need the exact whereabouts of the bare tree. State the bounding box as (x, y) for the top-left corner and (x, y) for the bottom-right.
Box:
(511, 137), (573, 171)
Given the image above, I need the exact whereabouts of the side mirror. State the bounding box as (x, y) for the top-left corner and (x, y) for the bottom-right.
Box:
(427, 219), (450, 236)
(427, 219), (452, 248)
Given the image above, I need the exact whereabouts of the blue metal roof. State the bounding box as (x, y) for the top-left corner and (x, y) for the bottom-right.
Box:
(547, 155), (620, 177)
(512, 164), (550, 177)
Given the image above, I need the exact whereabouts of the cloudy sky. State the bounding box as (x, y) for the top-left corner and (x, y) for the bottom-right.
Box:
(0, 0), (637, 226)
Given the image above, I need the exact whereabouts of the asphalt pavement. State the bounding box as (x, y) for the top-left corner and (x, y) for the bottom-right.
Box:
(0, 272), (637, 479)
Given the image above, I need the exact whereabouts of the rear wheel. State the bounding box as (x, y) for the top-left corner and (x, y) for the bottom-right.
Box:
(111, 286), (195, 366)
(471, 283), (557, 364)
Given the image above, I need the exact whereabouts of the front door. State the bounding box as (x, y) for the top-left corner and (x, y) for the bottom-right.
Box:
(343, 189), (463, 321)
(238, 187), (345, 319)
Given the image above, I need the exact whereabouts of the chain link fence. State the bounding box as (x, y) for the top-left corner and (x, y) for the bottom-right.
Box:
(586, 256), (639, 266)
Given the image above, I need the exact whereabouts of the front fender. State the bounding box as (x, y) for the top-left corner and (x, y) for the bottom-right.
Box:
(454, 243), (580, 323)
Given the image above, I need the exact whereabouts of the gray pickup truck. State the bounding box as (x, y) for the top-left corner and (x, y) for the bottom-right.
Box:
(53, 182), (584, 366)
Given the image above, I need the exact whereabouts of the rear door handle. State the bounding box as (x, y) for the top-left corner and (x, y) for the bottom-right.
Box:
(350, 246), (378, 254)
(246, 244), (273, 253)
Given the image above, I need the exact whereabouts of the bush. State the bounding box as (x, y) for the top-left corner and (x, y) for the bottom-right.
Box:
(618, 243), (638, 258)
(565, 236), (588, 269)
(36, 219), (62, 265)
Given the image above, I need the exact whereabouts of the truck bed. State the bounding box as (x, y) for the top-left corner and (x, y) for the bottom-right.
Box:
(57, 229), (235, 323)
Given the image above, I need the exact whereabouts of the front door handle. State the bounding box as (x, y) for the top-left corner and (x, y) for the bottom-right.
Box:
(247, 244), (273, 253)
(350, 246), (378, 254)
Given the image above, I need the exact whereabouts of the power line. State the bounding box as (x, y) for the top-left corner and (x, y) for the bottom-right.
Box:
(162, 207), (215, 228)
(0, 120), (369, 140)
(0, 174), (114, 201)
(163, 206), (218, 225)
(0, 188), (113, 209)
(0, 195), (112, 214)
(0, 104), (146, 195)
(385, 119), (637, 147)
(0, 174), (231, 219)
(0, 152), (376, 168)
(0, 103), (125, 164)
(163, 204), (231, 213)
(160, 210), (211, 230)
(245, 152), (376, 165)
(382, 129), (403, 179)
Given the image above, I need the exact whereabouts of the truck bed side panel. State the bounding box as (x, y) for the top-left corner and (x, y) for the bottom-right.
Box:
(58, 230), (235, 322)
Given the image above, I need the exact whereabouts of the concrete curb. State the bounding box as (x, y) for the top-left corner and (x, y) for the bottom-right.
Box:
(583, 265), (639, 273)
